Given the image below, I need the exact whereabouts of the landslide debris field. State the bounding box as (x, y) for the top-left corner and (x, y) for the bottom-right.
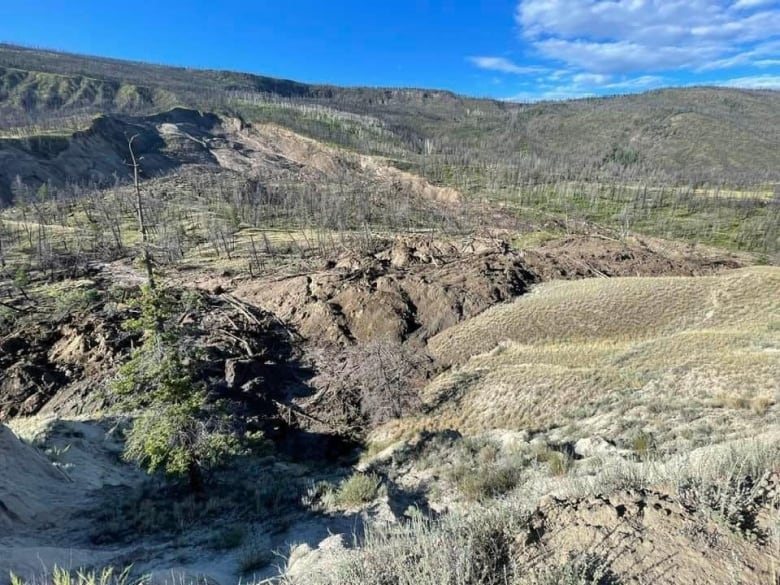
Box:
(0, 44), (778, 585)
(2, 232), (777, 585)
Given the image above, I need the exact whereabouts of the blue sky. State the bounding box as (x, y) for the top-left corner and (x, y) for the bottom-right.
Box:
(1, 1), (778, 100)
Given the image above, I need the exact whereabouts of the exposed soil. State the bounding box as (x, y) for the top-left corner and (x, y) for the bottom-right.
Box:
(518, 477), (780, 585)
(0, 231), (765, 585)
(0, 233), (747, 434)
(231, 235), (534, 348)
(0, 283), (306, 437)
(0, 297), (133, 421)
(520, 234), (745, 280)
(0, 107), (462, 212)
(231, 233), (744, 350)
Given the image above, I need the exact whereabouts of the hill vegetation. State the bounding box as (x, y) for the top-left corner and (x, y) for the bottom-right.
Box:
(2, 43), (779, 185)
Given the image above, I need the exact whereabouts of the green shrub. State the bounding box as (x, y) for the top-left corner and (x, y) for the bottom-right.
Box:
(333, 472), (383, 508)
(50, 286), (99, 320)
(451, 464), (521, 501)
(122, 398), (240, 489)
(112, 286), (242, 492)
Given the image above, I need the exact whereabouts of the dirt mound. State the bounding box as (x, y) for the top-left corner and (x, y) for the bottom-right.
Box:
(0, 424), (71, 531)
(520, 234), (744, 280)
(519, 480), (779, 584)
(0, 291), (133, 421)
(0, 279), (305, 429)
(232, 235), (533, 347)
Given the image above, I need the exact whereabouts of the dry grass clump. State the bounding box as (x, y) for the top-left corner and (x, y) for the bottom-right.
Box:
(333, 472), (383, 508)
(536, 435), (780, 507)
(286, 502), (529, 585)
(451, 464), (522, 501)
(304, 472), (385, 511)
(446, 438), (532, 501)
(10, 567), (139, 585)
(516, 553), (618, 585)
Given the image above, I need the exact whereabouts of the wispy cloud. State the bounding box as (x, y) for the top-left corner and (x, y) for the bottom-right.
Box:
(476, 0), (780, 100)
(469, 1), (779, 98)
(733, 0), (775, 9)
(468, 56), (546, 75)
(516, 0), (780, 75)
(572, 73), (610, 85)
(606, 75), (666, 90)
(509, 72), (665, 101)
(698, 39), (780, 71)
(718, 74), (780, 89)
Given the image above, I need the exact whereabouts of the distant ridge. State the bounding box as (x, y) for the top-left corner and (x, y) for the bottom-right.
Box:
(1, 42), (778, 187)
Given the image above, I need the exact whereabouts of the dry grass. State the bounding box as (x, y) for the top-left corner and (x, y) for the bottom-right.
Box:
(284, 435), (780, 585)
(375, 268), (780, 450)
(429, 266), (779, 365)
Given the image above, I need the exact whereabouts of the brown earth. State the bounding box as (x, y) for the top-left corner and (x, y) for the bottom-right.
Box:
(0, 298), (132, 421)
(0, 107), (462, 211)
(0, 233), (748, 431)
(0, 285), (303, 429)
(231, 233), (745, 350)
(519, 234), (745, 280)
(518, 477), (780, 585)
(231, 235), (534, 348)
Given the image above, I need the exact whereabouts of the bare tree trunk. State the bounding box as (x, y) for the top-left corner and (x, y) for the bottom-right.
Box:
(128, 135), (156, 290)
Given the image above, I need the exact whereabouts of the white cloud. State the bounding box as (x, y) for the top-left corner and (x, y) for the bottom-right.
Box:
(733, 0), (775, 9)
(474, 1), (778, 98)
(536, 38), (722, 75)
(606, 75), (665, 89)
(718, 74), (780, 89)
(468, 56), (545, 75)
(572, 73), (610, 85)
(698, 39), (780, 71)
(516, 0), (780, 75)
(525, 72), (664, 100)
(506, 88), (596, 102)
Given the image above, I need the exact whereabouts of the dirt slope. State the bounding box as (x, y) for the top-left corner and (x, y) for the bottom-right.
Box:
(0, 233), (748, 429)
(232, 236), (532, 347)
(520, 234), (744, 280)
(0, 107), (461, 207)
(232, 234), (745, 350)
(0, 424), (72, 531)
(428, 265), (778, 367)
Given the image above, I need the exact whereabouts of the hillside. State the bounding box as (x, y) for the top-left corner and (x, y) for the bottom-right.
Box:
(1, 44), (779, 187)
(376, 267), (780, 446)
(0, 42), (778, 585)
